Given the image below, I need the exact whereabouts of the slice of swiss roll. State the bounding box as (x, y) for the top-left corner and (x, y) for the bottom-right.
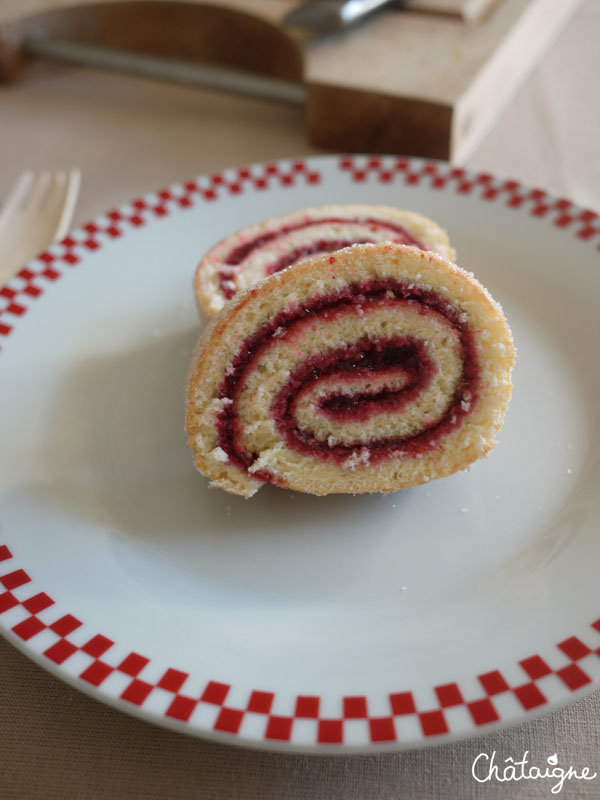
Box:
(186, 243), (514, 498)
(194, 204), (455, 317)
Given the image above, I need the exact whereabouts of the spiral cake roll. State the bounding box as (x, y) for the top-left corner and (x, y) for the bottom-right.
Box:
(186, 243), (514, 498)
(194, 204), (455, 317)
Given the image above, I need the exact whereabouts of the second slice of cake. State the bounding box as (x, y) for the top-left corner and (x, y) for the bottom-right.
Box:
(194, 204), (455, 317)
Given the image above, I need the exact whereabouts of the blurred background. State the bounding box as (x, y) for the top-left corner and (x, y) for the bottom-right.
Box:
(1, 0), (598, 224)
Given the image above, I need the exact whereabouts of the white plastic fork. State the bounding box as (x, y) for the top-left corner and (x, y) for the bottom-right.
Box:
(0, 169), (81, 285)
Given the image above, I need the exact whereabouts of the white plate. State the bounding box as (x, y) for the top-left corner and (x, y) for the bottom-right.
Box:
(1, 156), (599, 753)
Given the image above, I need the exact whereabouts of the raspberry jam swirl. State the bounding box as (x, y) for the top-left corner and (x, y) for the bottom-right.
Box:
(219, 217), (426, 299)
(215, 279), (479, 485)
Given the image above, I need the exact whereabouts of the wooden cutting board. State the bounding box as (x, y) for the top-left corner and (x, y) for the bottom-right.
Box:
(0, 0), (584, 161)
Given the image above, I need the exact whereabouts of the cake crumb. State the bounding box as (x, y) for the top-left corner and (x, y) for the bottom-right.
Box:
(343, 448), (371, 471)
(210, 446), (229, 463)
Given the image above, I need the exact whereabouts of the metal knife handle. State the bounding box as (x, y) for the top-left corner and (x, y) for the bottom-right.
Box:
(23, 36), (306, 106)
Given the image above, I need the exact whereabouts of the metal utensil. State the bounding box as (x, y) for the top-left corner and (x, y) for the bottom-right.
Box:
(17, 0), (401, 111)
(283, 0), (399, 32)
(23, 38), (305, 107)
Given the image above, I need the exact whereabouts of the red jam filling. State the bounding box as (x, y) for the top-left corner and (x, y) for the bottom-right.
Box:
(265, 239), (371, 276)
(219, 217), (426, 299)
(288, 338), (435, 423)
(215, 280), (479, 484)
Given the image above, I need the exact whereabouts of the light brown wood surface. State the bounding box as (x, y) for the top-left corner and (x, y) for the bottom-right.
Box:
(0, 0), (499, 25)
(302, 0), (584, 159)
(1, 0), (585, 160)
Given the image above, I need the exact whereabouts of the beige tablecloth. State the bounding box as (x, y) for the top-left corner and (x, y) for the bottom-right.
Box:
(1, 2), (599, 797)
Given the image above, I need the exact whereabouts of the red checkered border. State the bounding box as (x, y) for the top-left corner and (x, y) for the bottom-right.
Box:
(1, 156), (599, 746)
(0, 160), (321, 345)
(1, 543), (599, 745)
(338, 155), (600, 245)
(1, 156), (598, 347)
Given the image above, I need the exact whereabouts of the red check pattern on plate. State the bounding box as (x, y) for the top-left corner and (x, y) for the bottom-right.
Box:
(1, 155), (600, 747)
(339, 156), (600, 243)
(1, 155), (598, 348)
(2, 541), (600, 745)
(0, 160), (321, 348)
